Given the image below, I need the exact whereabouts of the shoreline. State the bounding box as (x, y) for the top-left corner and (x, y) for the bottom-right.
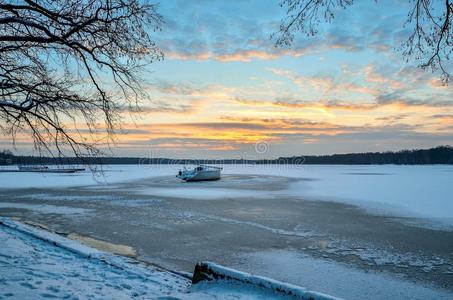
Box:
(0, 217), (341, 300)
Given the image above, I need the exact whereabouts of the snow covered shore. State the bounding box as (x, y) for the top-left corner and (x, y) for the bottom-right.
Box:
(0, 217), (339, 299)
(0, 217), (190, 299)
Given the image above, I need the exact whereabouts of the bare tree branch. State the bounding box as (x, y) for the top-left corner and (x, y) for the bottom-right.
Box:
(273, 0), (452, 84)
(0, 0), (163, 162)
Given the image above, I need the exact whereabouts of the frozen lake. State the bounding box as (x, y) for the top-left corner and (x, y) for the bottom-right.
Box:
(2, 164), (453, 226)
(1, 164), (452, 299)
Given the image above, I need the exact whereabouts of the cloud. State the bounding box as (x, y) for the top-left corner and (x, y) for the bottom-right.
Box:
(157, 0), (389, 63)
(160, 18), (393, 63)
(219, 116), (356, 132)
(269, 68), (380, 97)
(148, 80), (236, 100)
(324, 30), (365, 52)
(165, 47), (314, 62)
(145, 137), (240, 151)
(363, 65), (405, 89)
(234, 95), (453, 114)
(121, 99), (199, 115)
(375, 114), (410, 122)
(116, 119), (449, 155)
(266, 66), (453, 110)
(149, 80), (217, 97)
(269, 68), (335, 93)
(271, 99), (377, 111)
(431, 114), (453, 119)
(136, 103), (195, 114)
(375, 92), (453, 107)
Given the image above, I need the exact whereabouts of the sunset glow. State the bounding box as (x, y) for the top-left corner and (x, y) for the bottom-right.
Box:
(2, 0), (452, 158)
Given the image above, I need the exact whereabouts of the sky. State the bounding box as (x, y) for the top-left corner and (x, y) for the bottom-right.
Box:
(3, 0), (453, 158)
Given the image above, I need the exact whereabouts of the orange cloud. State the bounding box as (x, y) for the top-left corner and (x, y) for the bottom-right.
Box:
(235, 96), (453, 113)
(363, 65), (405, 89)
(165, 48), (312, 62)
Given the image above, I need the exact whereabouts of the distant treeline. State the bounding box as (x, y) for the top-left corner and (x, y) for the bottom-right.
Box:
(297, 145), (453, 164)
(1, 146), (453, 165)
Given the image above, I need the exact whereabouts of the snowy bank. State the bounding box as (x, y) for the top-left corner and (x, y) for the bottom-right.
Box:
(0, 217), (340, 299)
(0, 217), (190, 299)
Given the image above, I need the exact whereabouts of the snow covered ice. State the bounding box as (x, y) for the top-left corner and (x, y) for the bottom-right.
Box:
(1, 164), (453, 299)
(2, 164), (452, 226)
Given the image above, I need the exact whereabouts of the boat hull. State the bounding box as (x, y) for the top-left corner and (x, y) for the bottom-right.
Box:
(178, 170), (221, 182)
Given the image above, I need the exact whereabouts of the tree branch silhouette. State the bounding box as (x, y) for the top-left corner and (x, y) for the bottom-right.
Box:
(274, 0), (451, 83)
(0, 0), (163, 162)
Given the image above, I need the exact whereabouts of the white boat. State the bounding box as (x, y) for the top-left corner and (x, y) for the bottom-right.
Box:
(176, 165), (222, 182)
